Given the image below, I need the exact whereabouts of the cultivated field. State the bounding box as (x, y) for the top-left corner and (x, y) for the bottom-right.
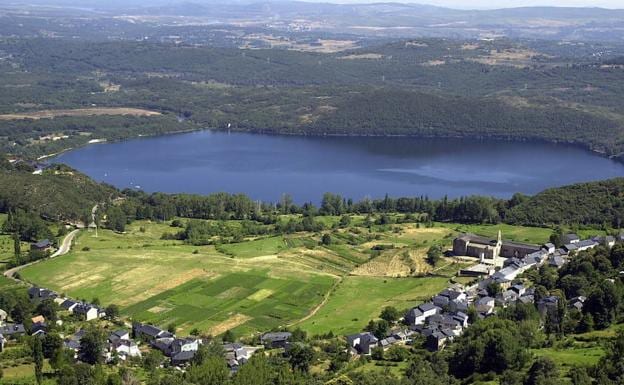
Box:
(297, 275), (451, 336)
(20, 221), (337, 335)
(19, 217), (551, 337)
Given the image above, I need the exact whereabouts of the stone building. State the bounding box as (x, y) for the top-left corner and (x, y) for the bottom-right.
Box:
(453, 231), (539, 267)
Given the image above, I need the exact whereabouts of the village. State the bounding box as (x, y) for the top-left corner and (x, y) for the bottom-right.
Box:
(346, 231), (617, 355)
(0, 230), (619, 373)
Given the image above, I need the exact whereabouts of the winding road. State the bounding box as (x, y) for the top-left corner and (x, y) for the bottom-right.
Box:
(3, 228), (80, 283)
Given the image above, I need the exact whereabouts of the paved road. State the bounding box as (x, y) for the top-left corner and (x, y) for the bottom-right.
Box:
(3, 229), (80, 282)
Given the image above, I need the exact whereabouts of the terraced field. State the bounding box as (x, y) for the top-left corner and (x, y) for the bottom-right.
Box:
(19, 217), (550, 337)
(20, 221), (338, 335)
(124, 271), (332, 336)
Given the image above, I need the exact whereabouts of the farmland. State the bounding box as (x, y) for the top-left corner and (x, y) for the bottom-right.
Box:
(20, 221), (338, 335)
(297, 275), (451, 336)
(19, 217), (551, 336)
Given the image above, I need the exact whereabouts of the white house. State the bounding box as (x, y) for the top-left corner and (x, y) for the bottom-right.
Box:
(112, 340), (141, 359)
(419, 303), (440, 318)
(73, 304), (99, 321)
(542, 243), (556, 254)
(172, 338), (200, 354)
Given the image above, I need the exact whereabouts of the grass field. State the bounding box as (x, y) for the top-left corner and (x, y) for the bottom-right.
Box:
(529, 326), (619, 377)
(124, 270), (333, 336)
(532, 346), (604, 368)
(218, 236), (288, 258)
(20, 221), (337, 335)
(438, 223), (551, 244)
(19, 217), (551, 337)
(297, 275), (450, 336)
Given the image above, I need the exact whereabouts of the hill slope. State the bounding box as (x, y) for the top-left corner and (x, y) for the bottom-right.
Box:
(0, 165), (118, 221)
(506, 178), (624, 226)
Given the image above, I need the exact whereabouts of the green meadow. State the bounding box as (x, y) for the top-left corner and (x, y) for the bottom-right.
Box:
(21, 221), (338, 335)
(19, 217), (553, 337)
(124, 270), (333, 336)
(217, 236), (288, 258)
(298, 275), (450, 336)
(438, 222), (552, 244)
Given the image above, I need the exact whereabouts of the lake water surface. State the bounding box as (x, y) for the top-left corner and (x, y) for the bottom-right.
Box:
(54, 131), (624, 203)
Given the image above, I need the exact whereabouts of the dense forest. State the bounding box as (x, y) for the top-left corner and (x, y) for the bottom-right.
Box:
(507, 179), (624, 227)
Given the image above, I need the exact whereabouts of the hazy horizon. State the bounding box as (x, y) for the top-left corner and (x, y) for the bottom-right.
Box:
(3, 0), (624, 10)
(324, 0), (624, 9)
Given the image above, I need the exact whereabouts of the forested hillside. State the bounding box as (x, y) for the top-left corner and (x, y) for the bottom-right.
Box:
(507, 178), (624, 226)
(1, 38), (624, 158)
(0, 163), (117, 221)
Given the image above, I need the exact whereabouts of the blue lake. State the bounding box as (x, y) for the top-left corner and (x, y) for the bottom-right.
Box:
(54, 131), (624, 203)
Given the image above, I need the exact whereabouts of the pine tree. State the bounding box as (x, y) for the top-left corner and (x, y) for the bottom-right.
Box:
(33, 337), (44, 385)
(13, 232), (21, 263)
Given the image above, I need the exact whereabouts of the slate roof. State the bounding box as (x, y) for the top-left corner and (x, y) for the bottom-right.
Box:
(33, 239), (52, 249)
(65, 339), (81, 350)
(440, 289), (464, 300)
(418, 303), (439, 313)
(60, 299), (78, 310)
(73, 304), (97, 315)
(0, 323), (25, 336)
(172, 350), (195, 363)
(260, 332), (292, 343)
(563, 234), (580, 243)
(577, 239), (598, 248)
(136, 323), (171, 338)
(458, 234), (497, 245)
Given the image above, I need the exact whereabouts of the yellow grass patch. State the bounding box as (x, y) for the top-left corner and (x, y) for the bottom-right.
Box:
(0, 107), (161, 120)
(351, 248), (431, 277)
(99, 82), (121, 92)
(247, 289), (274, 301)
(398, 227), (452, 243)
(240, 34), (358, 53)
(114, 267), (212, 306)
(60, 274), (105, 291)
(467, 48), (550, 68)
(461, 43), (480, 50)
(208, 314), (252, 336)
(148, 305), (170, 314)
(339, 53), (383, 60)
(421, 60), (446, 66)
(405, 41), (429, 48)
(216, 286), (248, 299)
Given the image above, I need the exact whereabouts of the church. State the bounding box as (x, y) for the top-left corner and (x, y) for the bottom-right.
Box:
(453, 231), (540, 267)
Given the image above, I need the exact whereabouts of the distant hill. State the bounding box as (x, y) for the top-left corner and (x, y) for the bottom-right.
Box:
(2, 1), (624, 41)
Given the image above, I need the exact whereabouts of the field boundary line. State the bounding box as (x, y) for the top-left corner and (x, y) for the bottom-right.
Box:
(287, 276), (343, 327)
